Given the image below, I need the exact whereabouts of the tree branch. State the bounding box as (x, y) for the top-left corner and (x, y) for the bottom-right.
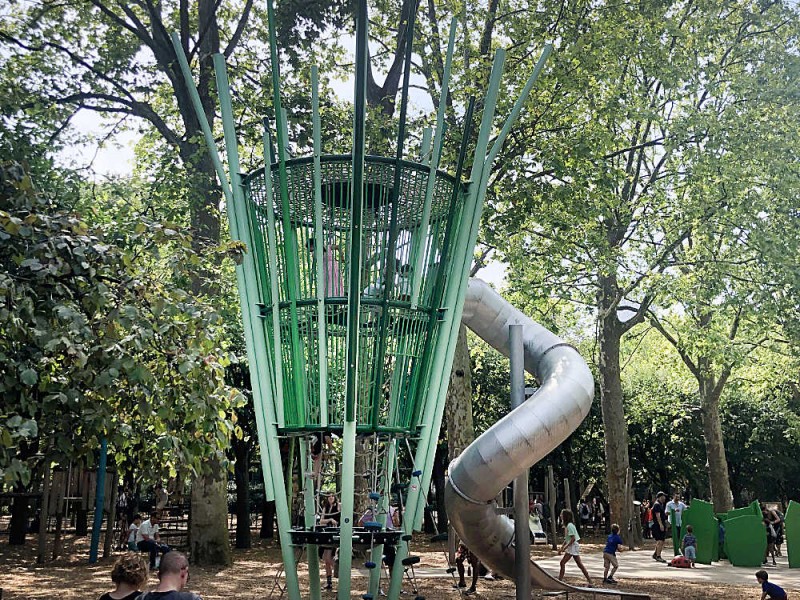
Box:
(224, 0), (254, 58)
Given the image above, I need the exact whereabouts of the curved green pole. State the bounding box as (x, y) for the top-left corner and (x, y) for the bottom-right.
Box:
(413, 44), (554, 533)
(261, 127), (286, 426)
(170, 27), (284, 539)
(409, 17), (458, 308)
(386, 47), (508, 600)
(265, 0), (306, 423)
(211, 53), (301, 600)
(369, 0), (419, 427)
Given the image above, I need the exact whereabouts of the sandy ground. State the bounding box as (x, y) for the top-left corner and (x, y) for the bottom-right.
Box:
(0, 533), (773, 599)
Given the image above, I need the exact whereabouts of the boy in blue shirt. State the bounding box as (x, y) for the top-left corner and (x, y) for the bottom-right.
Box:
(681, 524), (697, 567)
(756, 570), (788, 600)
(602, 523), (625, 584)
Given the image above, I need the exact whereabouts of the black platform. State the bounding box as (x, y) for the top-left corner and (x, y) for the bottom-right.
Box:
(290, 526), (403, 548)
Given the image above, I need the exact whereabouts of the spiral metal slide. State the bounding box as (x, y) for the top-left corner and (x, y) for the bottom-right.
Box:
(449, 279), (648, 597)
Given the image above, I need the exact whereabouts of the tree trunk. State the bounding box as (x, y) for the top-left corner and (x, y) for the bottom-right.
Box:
(75, 508), (88, 536)
(699, 379), (733, 512)
(446, 325), (475, 465)
(233, 438), (251, 549)
(260, 499), (275, 539)
(597, 278), (635, 545)
(189, 458), (232, 566)
(354, 436), (372, 515)
(431, 443), (448, 533)
(9, 485), (29, 545)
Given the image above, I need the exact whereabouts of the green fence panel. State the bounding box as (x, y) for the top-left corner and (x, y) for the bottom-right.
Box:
(682, 500), (718, 565)
(724, 514), (767, 567)
(786, 500), (800, 568)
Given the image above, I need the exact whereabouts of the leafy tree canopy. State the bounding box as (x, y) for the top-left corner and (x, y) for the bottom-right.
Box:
(0, 162), (244, 486)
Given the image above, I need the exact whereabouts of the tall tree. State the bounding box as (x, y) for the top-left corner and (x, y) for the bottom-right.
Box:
(482, 0), (800, 537)
(0, 163), (240, 546)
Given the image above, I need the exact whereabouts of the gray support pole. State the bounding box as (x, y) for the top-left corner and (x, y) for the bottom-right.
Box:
(547, 467), (558, 550)
(564, 479), (572, 513)
(510, 325), (530, 600)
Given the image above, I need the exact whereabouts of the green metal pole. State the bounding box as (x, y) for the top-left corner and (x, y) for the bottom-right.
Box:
(419, 127), (432, 164)
(413, 45), (552, 530)
(265, 0), (306, 422)
(407, 96), (476, 432)
(338, 3), (370, 596)
(212, 53), (301, 600)
(345, 0), (368, 424)
(169, 34), (232, 204)
(338, 419), (358, 600)
(311, 65), (329, 427)
(368, 0), (419, 426)
(368, 438), (398, 596)
(414, 44), (553, 532)
(405, 49), (508, 536)
(409, 18), (458, 307)
(261, 126), (286, 426)
(172, 25), (284, 533)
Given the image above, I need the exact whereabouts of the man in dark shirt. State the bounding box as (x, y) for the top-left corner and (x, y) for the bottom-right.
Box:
(651, 491), (667, 562)
(137, 551), (202, 600)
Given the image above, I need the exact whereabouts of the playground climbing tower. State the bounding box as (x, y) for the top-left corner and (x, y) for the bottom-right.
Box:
(172, 1), (551, 598)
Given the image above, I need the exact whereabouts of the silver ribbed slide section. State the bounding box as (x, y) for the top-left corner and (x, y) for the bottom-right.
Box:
(447, 278), (595, 590)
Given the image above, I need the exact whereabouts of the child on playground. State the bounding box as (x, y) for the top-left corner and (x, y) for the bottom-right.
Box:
(602, 523), (625, 584)
(558, 509), (593, 587)
(455, 542), (480, 594)
(681, 524), (697, 568)
(756, 570), (788, 600)
(127, 514), (141, 551)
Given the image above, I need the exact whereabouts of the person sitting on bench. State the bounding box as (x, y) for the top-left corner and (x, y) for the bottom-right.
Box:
(136, 511), (170, 569)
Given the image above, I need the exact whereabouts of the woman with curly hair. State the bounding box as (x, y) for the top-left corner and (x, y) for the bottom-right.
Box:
(99, 553), (149, 600)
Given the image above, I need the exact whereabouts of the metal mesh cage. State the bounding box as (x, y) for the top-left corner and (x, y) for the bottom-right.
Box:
(242, 155), (466, 433)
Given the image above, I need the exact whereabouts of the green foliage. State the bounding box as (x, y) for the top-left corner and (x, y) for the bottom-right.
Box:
(0, 163), (243, 485)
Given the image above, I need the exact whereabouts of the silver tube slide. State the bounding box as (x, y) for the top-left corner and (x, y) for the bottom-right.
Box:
(447, 278), (595, 590)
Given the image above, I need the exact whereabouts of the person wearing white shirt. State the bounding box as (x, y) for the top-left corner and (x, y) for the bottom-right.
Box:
(136, 512), (170, 569)
(665, 494), (688, 538)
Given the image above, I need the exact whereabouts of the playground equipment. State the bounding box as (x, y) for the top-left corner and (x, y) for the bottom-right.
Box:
(169, 0), (641, 597)
(719, 501), (766, 567)
(681, 499), (719, 565)
(787, 500), (800, 568)
(449, 280), (601, 594)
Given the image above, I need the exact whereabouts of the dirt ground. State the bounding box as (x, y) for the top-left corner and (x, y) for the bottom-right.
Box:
(1, 533), (756, 599)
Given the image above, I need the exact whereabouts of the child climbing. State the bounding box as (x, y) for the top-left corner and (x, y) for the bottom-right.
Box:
(558, 509), (593, 587)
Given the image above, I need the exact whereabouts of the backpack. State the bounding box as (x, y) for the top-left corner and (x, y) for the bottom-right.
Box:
(669, 555), (691, 568)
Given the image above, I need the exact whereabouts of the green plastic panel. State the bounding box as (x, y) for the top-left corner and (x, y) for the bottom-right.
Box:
(243, 155), (465, 434)
(682, 500), (718, 565)
(786, 500), (800, 568)
(724, 514), (767, 567)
